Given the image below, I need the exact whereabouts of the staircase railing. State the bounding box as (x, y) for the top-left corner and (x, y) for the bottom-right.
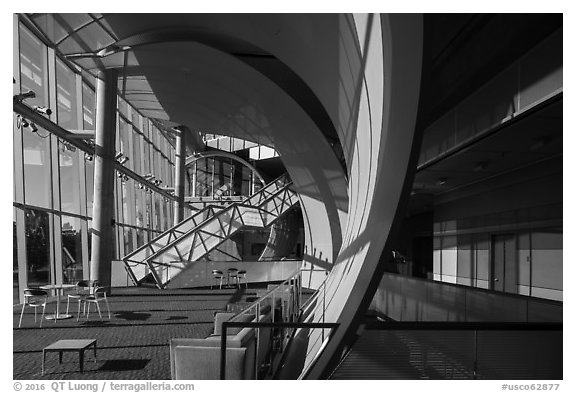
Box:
(150, 183), (297, 286)
(124, 173), (296, 287)
(123, 205), (225, 283)
(216, 270), (337, 380)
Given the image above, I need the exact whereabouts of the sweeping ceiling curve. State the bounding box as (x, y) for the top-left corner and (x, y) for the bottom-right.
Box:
(101, 27), (345, 173)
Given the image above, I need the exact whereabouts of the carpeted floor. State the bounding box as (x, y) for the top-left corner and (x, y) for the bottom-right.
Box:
(13, 286), (259, 380)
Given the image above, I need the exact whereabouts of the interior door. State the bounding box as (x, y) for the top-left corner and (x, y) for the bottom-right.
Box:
(491, 234), (517, 293)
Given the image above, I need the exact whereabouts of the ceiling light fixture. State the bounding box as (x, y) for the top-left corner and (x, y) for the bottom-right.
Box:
(530, 136), (552, 151)
(33, 106), (52, 116)
(13, 90), (35, 102)
(473, 162), (487, 172)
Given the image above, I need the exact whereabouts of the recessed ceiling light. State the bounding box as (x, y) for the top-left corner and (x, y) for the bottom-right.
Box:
(474, 162), (487, 172)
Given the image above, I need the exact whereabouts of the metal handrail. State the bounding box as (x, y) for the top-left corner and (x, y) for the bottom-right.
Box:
(299, 273), (330, 319)
(143, 174), (293, 264)
(124, 173), (295, 286)
(123, 204), (224, 262)
(220, 321), (339, 380)
(232, 269), (301, 322)
(215, 269), (302, 380)
(292, 273), (334, 379)
(125, 172), (289, 263)
(364, 321), (562, 331)
(218, 269), (333, 380)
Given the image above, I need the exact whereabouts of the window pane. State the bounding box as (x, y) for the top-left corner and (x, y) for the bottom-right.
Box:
(135, 187), (145, 227)
(142, 118), (149, 139)
(132, 129), (141, 175)
(119, 118), (131, 169)
(19, 24), (47, 107)
(122, 179), (134, 225)
(56, 59), (78, 130)
(13, 208), (20, 304)
(23, 125), (52, 208)
(85, 157), (94, 216)
(154, 194), (161, 230)
(163, 200), (170, 229)
(123, 227), (134, 255)
(61, 216), (83, 284)
(145, 192), (152, 228)
(59, 141), (81, 214)
(131, 110), (140, 128)
(154, 150), (161, 183)
(136, 229), (145, 248)
(25, 208), (51, 288)
(82, 83), (95, 130)
(87, 219), (92, 262)
(143, 141), (150, 174)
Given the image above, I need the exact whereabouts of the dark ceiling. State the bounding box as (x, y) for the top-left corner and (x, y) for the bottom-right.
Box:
(408, 14), (563, 217)
(412, 98), (562, 197)
(422, 13), (562, 126)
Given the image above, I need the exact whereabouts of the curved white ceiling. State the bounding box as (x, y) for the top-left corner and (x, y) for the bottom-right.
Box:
(29, 11), (351, 280)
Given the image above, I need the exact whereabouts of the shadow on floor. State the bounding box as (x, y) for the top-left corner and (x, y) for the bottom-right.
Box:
(99, 359), (150, 371)
(113, 311), (151, 321)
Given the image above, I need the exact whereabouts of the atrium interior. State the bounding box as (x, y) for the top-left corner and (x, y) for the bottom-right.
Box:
(12, 13), (563, 381)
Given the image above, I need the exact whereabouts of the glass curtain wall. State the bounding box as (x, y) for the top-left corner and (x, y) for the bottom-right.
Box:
(13, 18), (178, 302)
(187, 156), (258, 199)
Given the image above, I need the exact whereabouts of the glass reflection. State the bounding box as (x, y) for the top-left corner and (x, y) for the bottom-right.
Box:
(119, 118), (131, 169)
(122, 178), (133, 225)
(13, 208), (19, 304)
(23, 125), (52, 208)
(132, 130), (141, 174)
(123, 227), (134, 255)
(82, 83), (95, 130)
(85, 157), (94, 216)
(19, 24), (47, 107)
(25, 208), (51, 288)
(61, 216), (83, 284)
(145, 192), (152, 229)
(87, 219), (92, 261)
(163, 200), (170, 230)
(143, 141), (151, 174)
(136, 228), (145, 248)
(187, 157), (257, 199)
(135, 187), (144, 227)
(56, 59), (78, 130)
(59, 141), (81, 214)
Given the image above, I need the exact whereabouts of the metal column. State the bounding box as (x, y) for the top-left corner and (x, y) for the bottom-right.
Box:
(173, 126), (186, 225)
(90, 69), (118, 290)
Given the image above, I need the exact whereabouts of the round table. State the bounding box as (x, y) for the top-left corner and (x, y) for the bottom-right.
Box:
(40, 284), (76, 320)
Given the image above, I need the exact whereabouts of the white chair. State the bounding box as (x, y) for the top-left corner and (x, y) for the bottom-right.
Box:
(211, 270), (225, 289)
(78, 286), (111, 320)
(237, 270), (247, 288)
(66, 280), (97, 319)
(19, 289), (49, 328)
(227, 268), (239, 288)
